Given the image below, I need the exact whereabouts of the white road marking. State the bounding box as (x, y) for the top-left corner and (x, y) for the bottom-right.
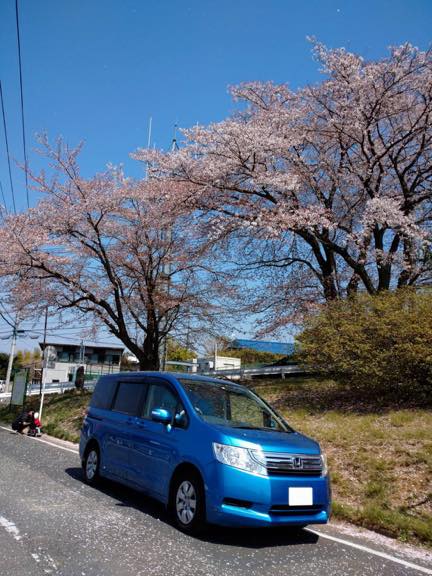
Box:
(307, 528), (432, 575)
(0, 425), (78, 454)
(0, 515), (22, 541)
(28, 435), (79, 454)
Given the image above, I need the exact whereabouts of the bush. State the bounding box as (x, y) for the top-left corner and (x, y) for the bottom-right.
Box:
(298, 289), (432, 392)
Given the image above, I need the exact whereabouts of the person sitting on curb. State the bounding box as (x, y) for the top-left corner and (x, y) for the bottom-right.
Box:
(11, 409), (34, 434)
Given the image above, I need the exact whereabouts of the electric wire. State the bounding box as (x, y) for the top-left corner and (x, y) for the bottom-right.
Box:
(0, 179), (8, 212)
(0, 301), (16, 324)
(15, 0), (30, 208)
(0, 80), (17, 213)
(0, 310), (15, 329)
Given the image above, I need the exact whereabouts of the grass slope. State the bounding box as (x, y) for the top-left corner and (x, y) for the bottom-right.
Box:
(0, 390), (90, 443)
(251, 378), (432, 548)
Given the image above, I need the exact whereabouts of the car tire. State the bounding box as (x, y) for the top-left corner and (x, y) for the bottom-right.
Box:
(83, 445), (100, 486)
(172, 472), (206, 535)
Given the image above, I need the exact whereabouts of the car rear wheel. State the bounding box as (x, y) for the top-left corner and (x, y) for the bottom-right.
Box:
(83, 446), (100, 485)
(172, 472), (205, 534)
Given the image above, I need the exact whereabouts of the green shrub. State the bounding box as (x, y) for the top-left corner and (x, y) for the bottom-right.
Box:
(298, 289), (432, 393)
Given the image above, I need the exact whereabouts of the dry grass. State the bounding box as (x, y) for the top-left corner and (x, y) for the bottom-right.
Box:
(252, 378), (432, 547)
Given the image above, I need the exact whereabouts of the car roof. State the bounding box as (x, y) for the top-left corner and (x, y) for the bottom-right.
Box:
(99, 371), (246, 391)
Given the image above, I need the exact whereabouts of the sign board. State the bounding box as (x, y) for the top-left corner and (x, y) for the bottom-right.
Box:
(10, 370), (28, 406)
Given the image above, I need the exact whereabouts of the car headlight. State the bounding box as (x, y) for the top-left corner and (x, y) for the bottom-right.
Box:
(213, 443), (267, 476)
(320, 453), (328, 476)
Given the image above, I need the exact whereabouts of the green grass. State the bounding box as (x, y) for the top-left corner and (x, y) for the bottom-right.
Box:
(251, 377), (432, 548)
(0, 389), (91, 444)
(1, 378), (431, 548)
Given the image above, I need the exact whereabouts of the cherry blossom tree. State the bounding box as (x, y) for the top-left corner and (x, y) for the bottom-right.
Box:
(0, 138), (230, 369)
(135, 42), (432, 328)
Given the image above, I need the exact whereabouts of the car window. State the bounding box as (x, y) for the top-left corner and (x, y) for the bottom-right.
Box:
(112, 382), (146, 416)
(90, 377), (117, 409)
(142, 383), (187, 428)
(179, 379), (291, 432)
(230, 392), (265, 428)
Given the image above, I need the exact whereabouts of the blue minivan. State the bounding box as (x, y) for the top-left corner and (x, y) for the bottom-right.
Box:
(80, 372), (331, 533)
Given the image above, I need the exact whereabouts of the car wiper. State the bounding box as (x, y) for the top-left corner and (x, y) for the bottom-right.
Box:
(232, 425), (291, 433)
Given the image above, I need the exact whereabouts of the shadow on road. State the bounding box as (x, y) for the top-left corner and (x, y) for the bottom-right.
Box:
(65, 466), (319, 549)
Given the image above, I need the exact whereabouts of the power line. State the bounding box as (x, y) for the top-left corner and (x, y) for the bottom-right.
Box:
(15, 0), (29, 208)
(0, 311), (15, 329)
(0, 179), (8, 212)
(0, 79), (17, 213)
(0, 301), (16, 326)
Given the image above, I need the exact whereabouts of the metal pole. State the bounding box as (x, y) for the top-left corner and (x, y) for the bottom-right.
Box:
(163, 336), (168, 371)
(38, 348), (47, 420)
(5, 326), (17, 394)
(214, 340), (218, 373)
(39, 305), (48, 396)
(145, 116), (152, 180)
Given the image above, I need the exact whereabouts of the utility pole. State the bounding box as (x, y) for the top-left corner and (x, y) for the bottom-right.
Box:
(39, 305), (48, 396)
(214, 339), (218, 373)
(5, 325), (17, 394)
(39, 344), (51, 421)
(160, 127), (178, 372)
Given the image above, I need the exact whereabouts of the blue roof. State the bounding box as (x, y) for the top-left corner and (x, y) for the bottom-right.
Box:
(231, 339), (295, 355)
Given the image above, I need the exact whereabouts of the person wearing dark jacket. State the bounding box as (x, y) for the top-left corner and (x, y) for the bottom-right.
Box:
(12, 410), (34, 434)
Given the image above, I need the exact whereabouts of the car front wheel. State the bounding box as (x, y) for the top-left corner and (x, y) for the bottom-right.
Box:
(172, 473), (205, 534)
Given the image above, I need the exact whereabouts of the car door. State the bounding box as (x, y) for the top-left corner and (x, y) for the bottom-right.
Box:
(131, 378), (188, 498)
(103, 379), (147, 481)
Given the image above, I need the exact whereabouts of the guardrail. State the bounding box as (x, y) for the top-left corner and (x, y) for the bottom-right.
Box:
(0, 380), (97, 402)
(200, 364), (305, 379)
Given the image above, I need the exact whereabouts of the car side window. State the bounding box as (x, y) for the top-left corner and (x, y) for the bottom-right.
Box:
(112, 382), (146, 416)
(142, 382), (188, 428)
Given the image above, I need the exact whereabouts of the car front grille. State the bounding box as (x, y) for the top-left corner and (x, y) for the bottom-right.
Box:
(269, 504), (324, 516)
(262, 452), (323, 476)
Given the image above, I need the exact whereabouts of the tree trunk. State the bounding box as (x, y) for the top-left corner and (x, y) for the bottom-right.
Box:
(138, 330), (161, 370)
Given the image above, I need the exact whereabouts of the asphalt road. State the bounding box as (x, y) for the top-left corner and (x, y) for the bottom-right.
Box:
(0, 426), (431, 576)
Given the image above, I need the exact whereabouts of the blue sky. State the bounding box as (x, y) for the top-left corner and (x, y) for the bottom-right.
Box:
(0, 0), (430, 351)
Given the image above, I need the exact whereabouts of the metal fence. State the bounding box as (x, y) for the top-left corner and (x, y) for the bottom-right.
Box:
(199, 364), (305, 379)
(0, 379), (97, 402)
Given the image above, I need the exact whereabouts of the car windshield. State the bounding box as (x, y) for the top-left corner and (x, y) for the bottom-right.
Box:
(179, 379), (292, 433)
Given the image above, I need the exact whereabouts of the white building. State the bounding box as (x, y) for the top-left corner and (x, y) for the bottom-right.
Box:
(39, 341), (124, 383)
(197, 355), (241, 372)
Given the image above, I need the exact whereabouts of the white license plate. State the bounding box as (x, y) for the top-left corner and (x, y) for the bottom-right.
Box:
(289, 487), (313, 506)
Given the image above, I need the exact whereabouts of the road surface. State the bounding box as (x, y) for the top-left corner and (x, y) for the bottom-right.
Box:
(0, 425), (431, 576)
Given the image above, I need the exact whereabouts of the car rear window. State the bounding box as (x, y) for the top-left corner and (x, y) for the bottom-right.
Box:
(90, 377), (117, 410)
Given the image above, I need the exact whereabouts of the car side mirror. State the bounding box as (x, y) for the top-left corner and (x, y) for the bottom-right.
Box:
(151, 408), (172, 425)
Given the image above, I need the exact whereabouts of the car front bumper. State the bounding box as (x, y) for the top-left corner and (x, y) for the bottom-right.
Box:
(204, 462), (331, 527)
